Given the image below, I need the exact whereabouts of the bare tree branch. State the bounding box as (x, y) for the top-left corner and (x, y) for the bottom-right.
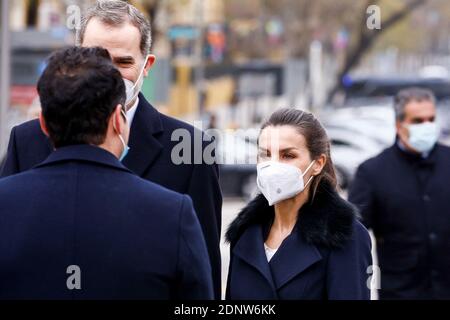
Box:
(328, 0), (427, 102)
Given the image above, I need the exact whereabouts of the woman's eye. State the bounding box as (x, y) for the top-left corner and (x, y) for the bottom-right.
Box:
(283, 154), (295, 159)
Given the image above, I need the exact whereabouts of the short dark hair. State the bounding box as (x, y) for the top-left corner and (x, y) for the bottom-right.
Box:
(394, 87), (436, 121)
(37, 46), (126, 148)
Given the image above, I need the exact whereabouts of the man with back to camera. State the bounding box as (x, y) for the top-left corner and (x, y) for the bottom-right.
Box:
(0, 46), (213, 300)
(0, 0), (223, 299)
(349, 87), (450, 299)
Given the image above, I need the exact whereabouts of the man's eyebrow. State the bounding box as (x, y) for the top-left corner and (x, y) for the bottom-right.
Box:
(113, 56), (135, 64)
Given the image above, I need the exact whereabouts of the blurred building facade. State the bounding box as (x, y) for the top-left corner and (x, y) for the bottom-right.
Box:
(5, 0), (237, 120)
(5, 1), (450, 121)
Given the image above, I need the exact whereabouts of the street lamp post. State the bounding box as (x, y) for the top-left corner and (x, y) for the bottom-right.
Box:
(0, 0), (11, 156)
(194, 0), (205, 118)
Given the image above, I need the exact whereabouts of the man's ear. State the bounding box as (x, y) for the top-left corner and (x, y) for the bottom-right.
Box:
(143, 54), (156, 77)
(39, 111), (50, 137)
(396, 120), (408, 139)
(112, 105), (124, 134)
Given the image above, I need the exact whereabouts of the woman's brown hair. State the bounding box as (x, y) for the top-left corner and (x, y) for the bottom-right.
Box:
(259, 108), (338, 200)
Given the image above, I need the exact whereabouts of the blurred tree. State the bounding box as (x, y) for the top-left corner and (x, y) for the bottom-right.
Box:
(328, 0), (427, 100)
(225, 0), (428, 99)
(262, 0), (428, 100)
(225, 0), (367, 60)
(374, 0), (450, 54)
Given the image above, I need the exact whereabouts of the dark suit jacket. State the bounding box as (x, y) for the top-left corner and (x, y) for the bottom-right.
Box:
(225, 181), (372, 300)
(0, 95), (223, 299)
(349, 142), (450, 299)
(0, 145), (213, 299)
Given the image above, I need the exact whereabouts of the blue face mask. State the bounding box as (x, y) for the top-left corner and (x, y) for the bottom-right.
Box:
(406, 121), (440, 154)
(116, 109), (130, 162)
(118, 134), (130, 162)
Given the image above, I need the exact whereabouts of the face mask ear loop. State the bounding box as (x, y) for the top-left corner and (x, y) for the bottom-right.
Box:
(126, 55), (149, 108)
(117, 133), (127, 154)
(134, 56), (148, 90)
(301, 160), (316, 190)
(302, 160), (316, 178)
(113, 110), (128, 153)
(304, 175), (314, 189)
(403, 123), (410, 134)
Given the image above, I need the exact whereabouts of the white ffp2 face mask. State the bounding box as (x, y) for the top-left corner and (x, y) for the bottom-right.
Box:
(256, 160), (315, 206)
(123, 56), (149, 108)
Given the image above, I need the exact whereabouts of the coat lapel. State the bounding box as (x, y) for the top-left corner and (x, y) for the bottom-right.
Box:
(232, 224), (278, 296)
(226, 180), (357, 295)
(226, 181), (356, 250)
(122, 95), (163, 176)
(269, 225), (322, 290)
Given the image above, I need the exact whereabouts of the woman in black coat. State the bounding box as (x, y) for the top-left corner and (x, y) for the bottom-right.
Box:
(225, 108), (372, 300)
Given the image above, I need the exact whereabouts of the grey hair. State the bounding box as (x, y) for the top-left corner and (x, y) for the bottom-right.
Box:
(394, 87), (436, 121)
(76, 0), (152, 56)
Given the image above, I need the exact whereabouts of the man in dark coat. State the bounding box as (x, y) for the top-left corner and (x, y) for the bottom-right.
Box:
(0, 46), (213, 299)
(349, 87), (450, 300)
(0, 0), (222, 299)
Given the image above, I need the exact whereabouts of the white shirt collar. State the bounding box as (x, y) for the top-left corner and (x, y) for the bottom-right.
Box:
(126, 97), (139, 127)
(264, 243), (278, 262)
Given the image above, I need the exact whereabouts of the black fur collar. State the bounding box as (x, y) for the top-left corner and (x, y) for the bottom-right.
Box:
(226, 180), (358, 249)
